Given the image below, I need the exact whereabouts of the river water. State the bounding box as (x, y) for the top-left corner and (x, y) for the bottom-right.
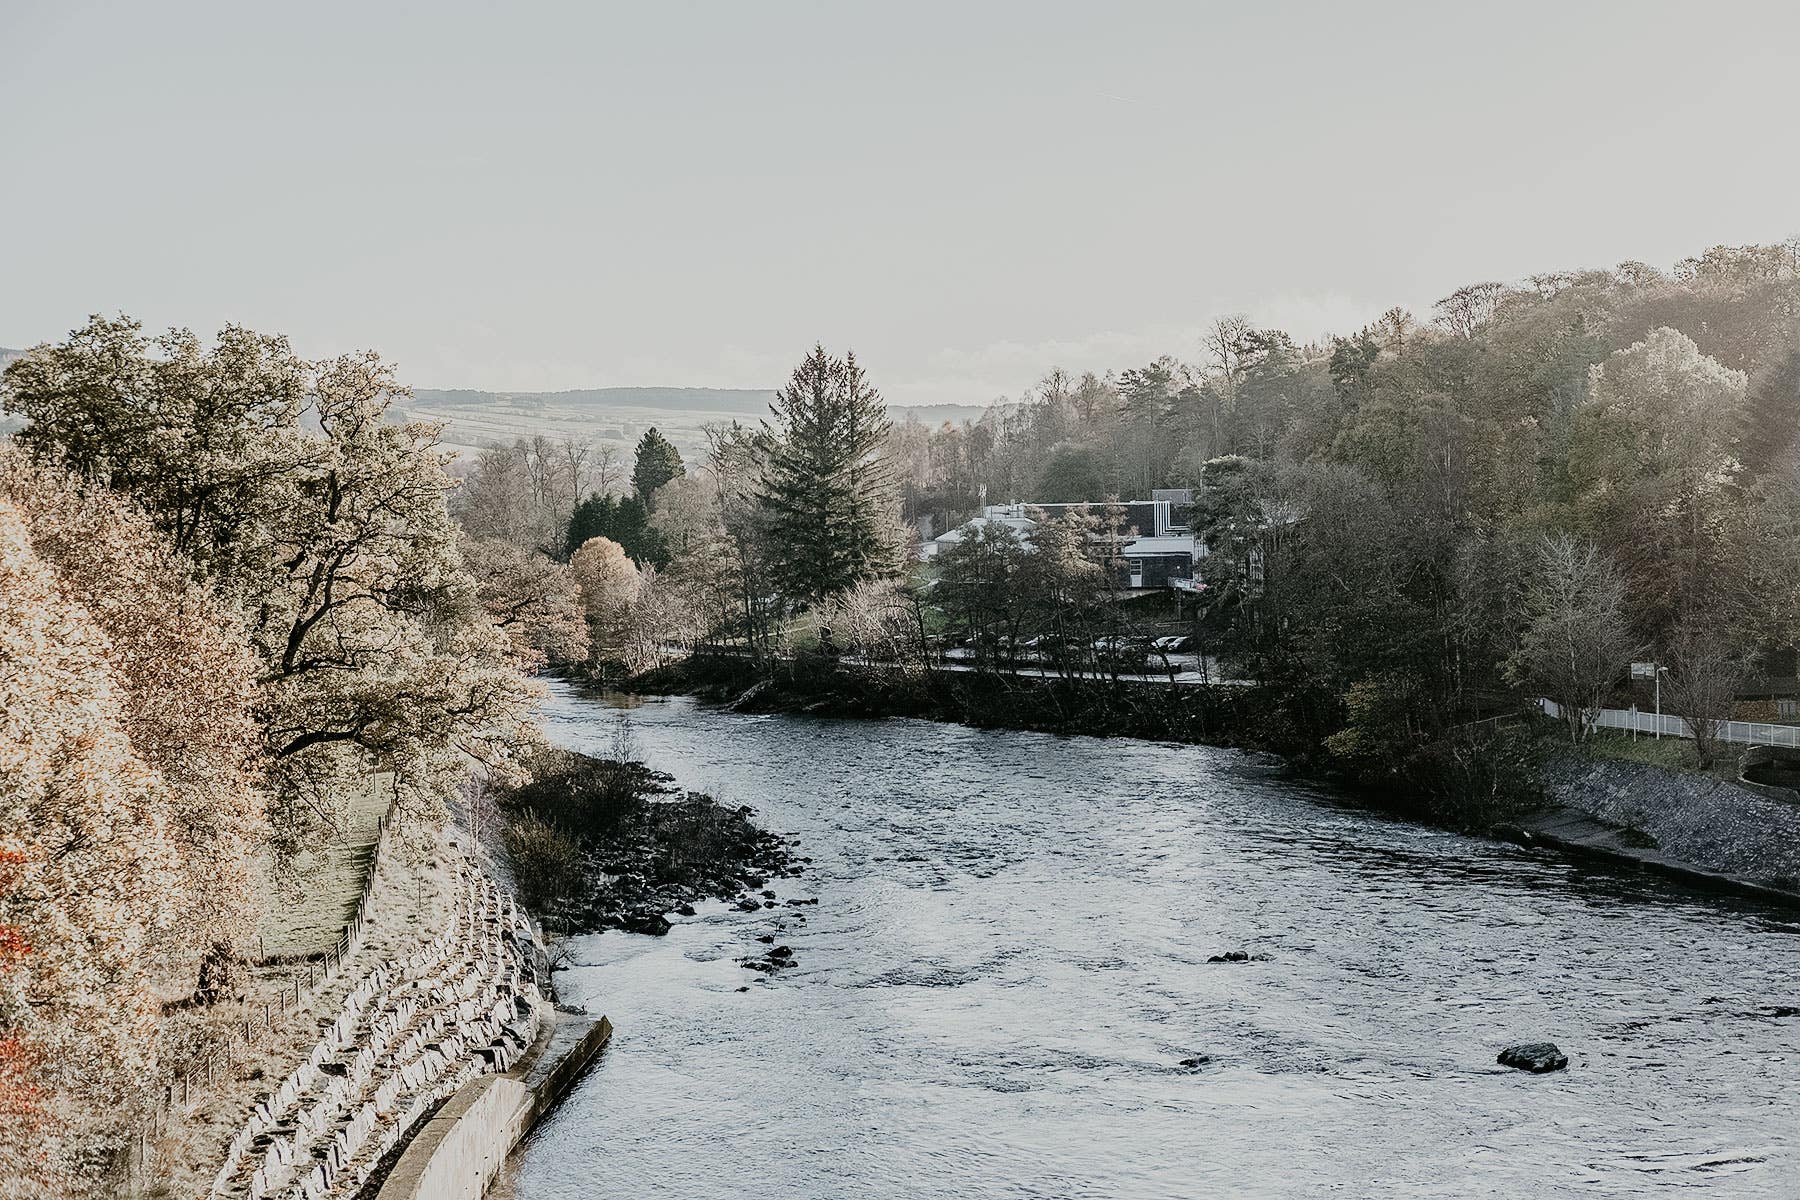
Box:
(497, 683), (1800, 1199)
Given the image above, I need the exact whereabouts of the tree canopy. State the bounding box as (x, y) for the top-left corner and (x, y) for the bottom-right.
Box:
(631, 426), (685, 505)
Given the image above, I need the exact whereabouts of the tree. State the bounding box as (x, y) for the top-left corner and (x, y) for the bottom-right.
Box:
(934, 521), (1032, 668)
(454, 436), (596, 554)
(703, 421), (782, 655)
(1032, 444), (1108, 503)
(571, 536), (642, 662)
(565, 493), (669, 568)
(3, 320), (540, 851)
(1505, 534), (1637, 742)
(0, 497), (181, 1195)
(759, 345), (901, 604)
(648, 473), (715, 560)
(460, 535), (590, 668)
(631, 427), (685, 506)
(621, 564), (703, 672)
(1662, 619), (1751, 768)
(1737, 348), (1800, 479)
(1, 316), (313, 580)
(1434, 281), (1506, 338)
(0, 454), (265, 983)
(1573, 327), (1749, 639)
(1017, 506), (1108, 677)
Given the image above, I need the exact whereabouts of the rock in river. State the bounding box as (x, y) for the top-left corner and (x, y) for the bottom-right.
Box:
(622, 910), (672, 937)
(1497, 1042), (1568, 1073)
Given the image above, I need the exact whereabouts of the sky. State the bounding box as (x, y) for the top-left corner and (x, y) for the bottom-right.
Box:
(3, 0), (1798, 408)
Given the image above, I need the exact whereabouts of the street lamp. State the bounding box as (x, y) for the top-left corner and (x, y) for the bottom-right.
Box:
(1654, 664), (1670, 740)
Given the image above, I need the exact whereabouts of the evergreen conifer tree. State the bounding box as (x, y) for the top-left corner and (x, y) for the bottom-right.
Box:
(759, 345), (899, 604)
(631, 427), (685, 505)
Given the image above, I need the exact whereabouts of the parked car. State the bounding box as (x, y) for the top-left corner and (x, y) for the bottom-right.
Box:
(1151, 635), (1192, 653)
(1091, 636), (1151, 671)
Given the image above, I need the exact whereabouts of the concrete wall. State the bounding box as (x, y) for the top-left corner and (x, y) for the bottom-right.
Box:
(380, 1076), (531, 1200)
(376, 1015), (613, 1200)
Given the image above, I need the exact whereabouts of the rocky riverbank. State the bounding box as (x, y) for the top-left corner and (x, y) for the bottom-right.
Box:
(494, 746), (804, 938)
(626, 653), (1269, 747)
(1500, 751), (1800, 903)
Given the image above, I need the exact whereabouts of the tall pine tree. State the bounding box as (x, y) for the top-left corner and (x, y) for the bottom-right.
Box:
(759, 345), (899, 605)
(631, 426), (685, 505)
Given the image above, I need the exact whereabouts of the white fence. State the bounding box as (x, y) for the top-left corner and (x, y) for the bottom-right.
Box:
(1538, 699), (1800, 748)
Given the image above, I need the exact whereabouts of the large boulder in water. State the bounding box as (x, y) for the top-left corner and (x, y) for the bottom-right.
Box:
(1497, 1042), (1568, 1073)
(621, 909), (672, 936)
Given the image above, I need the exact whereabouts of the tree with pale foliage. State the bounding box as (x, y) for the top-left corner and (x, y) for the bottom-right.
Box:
(621, 564), (703, 672)
(3, 317), (541, 852)
(570, 535), (642, 662)
(1573, 327), (1749, 638)
(814, 580), (925, 668)
(249, 355), (539, 850)
(1504, 534), (1638, 742)
(0, 454), (266, 985)
(0, 497), (182, 1197)
(460, 534), (590, 668)
(453, 435), (600, 554)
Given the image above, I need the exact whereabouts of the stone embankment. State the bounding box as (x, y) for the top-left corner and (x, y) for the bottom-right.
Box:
(206, 856), (546, 1200)
(1504, 753), (1800, 902)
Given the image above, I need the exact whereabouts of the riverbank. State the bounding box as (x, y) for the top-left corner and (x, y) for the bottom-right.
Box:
(625, 653), (1271, 747)
(373, 1009), (612, 1200)
(1498, 750), (1800, 905)
(493, 744), (805, 938)
(619, 656), (1800, 908)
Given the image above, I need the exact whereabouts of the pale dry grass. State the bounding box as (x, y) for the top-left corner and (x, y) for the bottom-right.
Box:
(256, 783), (390, 960)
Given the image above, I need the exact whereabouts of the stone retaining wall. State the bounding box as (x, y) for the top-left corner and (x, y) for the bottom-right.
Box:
(205, 855), (546, 1200)
(1528, 753), (1800, 896)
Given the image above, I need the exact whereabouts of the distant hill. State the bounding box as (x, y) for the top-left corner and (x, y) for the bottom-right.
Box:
(404, 385), (993, 458)
(411, 386), (776, 416)
(0, 359), (994, 455)
(413, 386), (990, 426)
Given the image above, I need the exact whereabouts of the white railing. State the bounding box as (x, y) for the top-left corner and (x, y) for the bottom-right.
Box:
(1538, 699), (1800, 748)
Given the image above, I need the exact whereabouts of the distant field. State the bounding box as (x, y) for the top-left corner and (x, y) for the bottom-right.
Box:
(0, 351), (993, 461)
(402, 385), (991, 462)
(405, 386), (773, 462)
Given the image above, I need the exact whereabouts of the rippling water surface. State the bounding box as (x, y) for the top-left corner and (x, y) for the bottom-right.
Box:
(497, 683), (1800, 1199)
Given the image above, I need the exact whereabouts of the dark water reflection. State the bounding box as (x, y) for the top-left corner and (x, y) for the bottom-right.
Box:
(497, 684), (1800, 1198)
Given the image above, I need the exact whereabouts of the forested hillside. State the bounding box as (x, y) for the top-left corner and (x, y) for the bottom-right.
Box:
(893, 241), (1800, 785)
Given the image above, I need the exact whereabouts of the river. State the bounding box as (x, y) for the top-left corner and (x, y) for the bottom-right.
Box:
(496, 682), (1800, 1198)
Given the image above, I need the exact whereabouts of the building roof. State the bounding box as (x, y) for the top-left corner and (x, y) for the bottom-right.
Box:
(932, 514), (1036, 545)
(1120, 536), (1199, 557)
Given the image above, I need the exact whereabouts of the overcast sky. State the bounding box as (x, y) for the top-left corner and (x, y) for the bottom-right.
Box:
(3, 1), (1797, 407)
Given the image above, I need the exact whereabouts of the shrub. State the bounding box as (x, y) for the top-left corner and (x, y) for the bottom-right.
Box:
(502, 812), (582, 911)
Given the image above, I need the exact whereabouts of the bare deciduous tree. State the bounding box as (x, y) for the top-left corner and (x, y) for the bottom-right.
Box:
(1505, 534), (1638, 742)
(1662, 619), (1752, 768)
